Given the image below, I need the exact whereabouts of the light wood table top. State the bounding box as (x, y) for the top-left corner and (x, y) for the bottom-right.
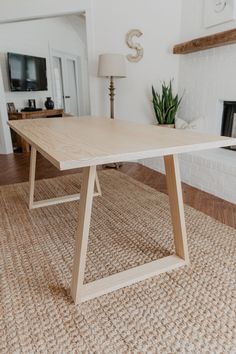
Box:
(8, 116), (236, 170)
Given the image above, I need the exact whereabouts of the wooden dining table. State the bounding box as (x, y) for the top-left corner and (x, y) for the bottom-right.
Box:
(8, 116), (236, 304)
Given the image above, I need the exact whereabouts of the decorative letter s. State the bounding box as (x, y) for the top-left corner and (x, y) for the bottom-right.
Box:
(126, 29), (143, 63)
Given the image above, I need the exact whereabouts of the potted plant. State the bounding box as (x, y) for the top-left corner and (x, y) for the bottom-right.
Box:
(151, 80), (182, 127)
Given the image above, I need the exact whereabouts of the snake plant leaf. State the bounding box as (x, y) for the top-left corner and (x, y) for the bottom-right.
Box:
(164, 104), (176, 124)
(151, 80), (183, 125)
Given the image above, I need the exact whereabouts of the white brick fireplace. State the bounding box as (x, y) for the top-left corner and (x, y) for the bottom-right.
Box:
(142, 93), (236, 204)
(141, 0), (236, 205)
(142, 44), (236, 204)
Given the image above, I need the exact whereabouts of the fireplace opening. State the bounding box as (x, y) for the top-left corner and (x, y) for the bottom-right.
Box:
(221, 101), (236, 150)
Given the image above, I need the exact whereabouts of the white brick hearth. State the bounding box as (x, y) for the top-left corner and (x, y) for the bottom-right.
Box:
(142, 148), (236, 204)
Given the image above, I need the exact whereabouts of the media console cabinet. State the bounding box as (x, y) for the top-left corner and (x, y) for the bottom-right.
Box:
(8, 109), (64, 152)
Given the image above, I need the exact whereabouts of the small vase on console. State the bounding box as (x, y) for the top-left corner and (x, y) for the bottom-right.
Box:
(45, 97), (54, 110)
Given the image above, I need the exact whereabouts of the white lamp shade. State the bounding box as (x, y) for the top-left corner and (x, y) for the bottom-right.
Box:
(98, 53), (126, 78)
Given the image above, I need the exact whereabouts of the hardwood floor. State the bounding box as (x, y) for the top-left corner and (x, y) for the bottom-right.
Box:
(0, 152), (236, 229)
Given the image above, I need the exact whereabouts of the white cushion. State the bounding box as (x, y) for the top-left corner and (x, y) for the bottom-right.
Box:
(175, 117), (203, 131)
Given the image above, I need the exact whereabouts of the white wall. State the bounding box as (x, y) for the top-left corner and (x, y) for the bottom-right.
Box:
(91, 0), (182, 124)
(0, 0), (90, 24)
(180, 0), (236, 40)
(0, 0), (182, 153)
(1, 16), (88, 111)
(0, 15), (89, 153)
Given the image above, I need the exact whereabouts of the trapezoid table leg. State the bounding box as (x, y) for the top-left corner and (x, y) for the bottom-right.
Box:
(164, 154), (189, 264)
(29, 146), (37, 209)
(71, 165), (97, 304)
(28, 148), (101, 210)
(69, 156), (189, 304)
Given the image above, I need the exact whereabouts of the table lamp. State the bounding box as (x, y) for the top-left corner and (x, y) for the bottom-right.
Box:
(98, 53), (126, 119)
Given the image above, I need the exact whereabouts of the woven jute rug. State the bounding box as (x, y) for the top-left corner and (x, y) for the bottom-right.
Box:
(0, 170), (236, 353)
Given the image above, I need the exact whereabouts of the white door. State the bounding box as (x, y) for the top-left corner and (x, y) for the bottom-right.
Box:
(64, 58), (79, 116)
(52, 56), (65, 110)
(51, 51), (80, 116)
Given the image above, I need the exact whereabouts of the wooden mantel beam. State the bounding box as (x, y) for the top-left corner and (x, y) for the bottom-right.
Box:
(173, 28), (236, 55)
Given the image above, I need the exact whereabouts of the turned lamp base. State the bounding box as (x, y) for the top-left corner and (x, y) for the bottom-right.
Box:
(104, 76), (122, 169)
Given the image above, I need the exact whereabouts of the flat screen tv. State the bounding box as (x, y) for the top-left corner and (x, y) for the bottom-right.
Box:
(8, 52), (48, 91)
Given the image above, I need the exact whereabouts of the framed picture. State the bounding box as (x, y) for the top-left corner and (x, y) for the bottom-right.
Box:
(204, 0), (236, 28)
(28, 99), (36, 109)
(7, 102), (16, 113)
